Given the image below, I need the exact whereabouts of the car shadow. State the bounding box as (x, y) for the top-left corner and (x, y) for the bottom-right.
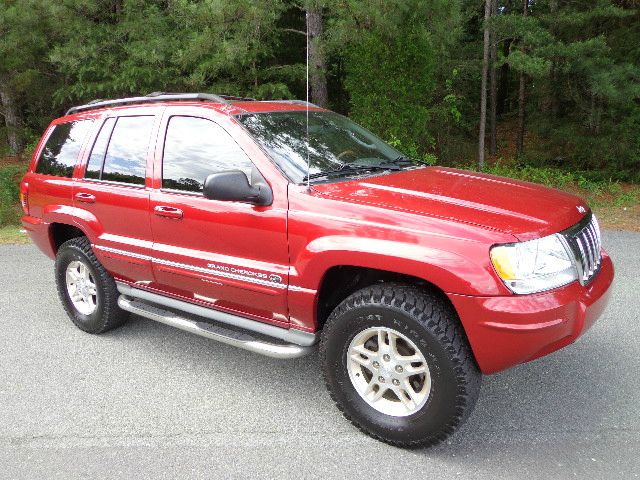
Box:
(107, 313), (624, 455)
(428, 331), (625, 456)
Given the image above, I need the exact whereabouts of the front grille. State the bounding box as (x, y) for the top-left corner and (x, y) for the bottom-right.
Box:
(563, 213), (602, 284)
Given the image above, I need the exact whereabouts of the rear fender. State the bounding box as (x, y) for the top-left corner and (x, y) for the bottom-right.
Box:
(43, 204), (103, 247)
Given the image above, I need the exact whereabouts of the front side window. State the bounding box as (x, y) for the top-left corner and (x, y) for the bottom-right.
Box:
(162, 116), (253, 193)
(100, 116), (154, 185)
(35, 120), (94, 177)
(237, 111), (404, 183)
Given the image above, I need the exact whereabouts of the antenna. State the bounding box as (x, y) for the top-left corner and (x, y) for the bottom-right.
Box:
(305, 10), (311, 192)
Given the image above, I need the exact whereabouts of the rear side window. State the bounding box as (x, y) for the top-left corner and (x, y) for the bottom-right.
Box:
(162, 116), (253, 193)
(85, 117), (116, 179)
(102, 116), (153, 185)
(35, 120), (93, 177)
(87, 116), (154, 185)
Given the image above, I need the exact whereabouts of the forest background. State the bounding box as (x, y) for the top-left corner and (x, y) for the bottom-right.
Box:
(1, 0), (639, 238)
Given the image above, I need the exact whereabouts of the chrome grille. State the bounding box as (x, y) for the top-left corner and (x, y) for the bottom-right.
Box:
(563, 213), (602, 284)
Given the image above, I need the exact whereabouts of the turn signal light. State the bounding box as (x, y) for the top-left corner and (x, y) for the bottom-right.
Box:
(19, 183), (29, 215)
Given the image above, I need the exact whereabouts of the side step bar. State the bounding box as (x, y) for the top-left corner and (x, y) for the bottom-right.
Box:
(118, 296), (314, 359)
(115, 283), (317, 359)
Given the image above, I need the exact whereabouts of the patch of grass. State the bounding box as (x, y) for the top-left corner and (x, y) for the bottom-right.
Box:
(0, 225), (30, 244)
(478, 162), (640, 209)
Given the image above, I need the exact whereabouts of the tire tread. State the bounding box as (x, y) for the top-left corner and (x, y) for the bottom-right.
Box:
(319, 282), (481, 449)
(55, 236), (127, 334)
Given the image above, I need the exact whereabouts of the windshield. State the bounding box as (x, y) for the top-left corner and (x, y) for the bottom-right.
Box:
(237, 111), (406, 183)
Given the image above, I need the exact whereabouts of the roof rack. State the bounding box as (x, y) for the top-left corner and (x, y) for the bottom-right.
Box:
(65, 92), (257, 116)
(266, 99), (319, 108)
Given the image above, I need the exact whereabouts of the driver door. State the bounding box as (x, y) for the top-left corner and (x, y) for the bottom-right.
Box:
(148, 108), (290, 327)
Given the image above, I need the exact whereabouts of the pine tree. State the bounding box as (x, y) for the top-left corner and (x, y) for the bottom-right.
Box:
(479, 0), (492, 168)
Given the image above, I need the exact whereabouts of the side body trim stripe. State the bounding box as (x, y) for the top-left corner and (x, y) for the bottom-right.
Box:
(94, 244), (315, 292)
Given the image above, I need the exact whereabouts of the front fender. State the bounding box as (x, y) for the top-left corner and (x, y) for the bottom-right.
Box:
(293, 235), (507, 297)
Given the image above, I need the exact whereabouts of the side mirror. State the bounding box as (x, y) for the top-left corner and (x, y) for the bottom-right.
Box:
(203, 170), (272, 206)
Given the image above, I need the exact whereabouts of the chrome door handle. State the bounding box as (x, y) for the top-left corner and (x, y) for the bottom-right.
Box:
(154, 205), (183, 219)
(75, 192), (96, 204)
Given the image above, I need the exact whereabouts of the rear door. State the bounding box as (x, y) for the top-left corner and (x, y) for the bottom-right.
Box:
(75, 109), (161, 283)
(148, 107), (290, 327)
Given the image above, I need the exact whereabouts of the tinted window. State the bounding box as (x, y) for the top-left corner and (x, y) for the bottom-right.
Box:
(102, 116), (154, 185)
(35, 120), (93, 177)
(162, 116), (253, 193)
(85, 117), (116, 179)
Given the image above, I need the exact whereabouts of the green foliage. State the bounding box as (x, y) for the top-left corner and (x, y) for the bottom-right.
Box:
(0, 0), (638, 183)
(479, 161), (639, 207)
(387, 135), (438, 165)
(48, 0), (297, 105)
(22, 137), (41, 161)
(0, 164), (25, 227)
(333, 0), (462, 156)
(344, 31), (435, 151)
(0, 0), (62, 147)
(440, 71), (464, 125)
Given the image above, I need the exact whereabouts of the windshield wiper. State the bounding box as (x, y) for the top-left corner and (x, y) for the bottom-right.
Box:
(302, 163), (399, 183)
(378, 155), (418, 169)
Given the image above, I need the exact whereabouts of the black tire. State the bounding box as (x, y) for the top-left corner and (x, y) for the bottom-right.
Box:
(319, 283), (481, 448)
(55, 236), (128, 334)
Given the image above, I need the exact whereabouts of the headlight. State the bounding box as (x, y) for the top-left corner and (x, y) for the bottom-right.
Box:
(490, 233), (578, 294)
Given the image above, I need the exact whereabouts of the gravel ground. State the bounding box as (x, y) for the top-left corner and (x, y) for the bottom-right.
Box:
(0, 230), (638, 479)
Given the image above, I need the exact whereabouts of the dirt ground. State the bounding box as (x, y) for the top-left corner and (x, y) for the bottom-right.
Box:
(594, 203), (640, 232)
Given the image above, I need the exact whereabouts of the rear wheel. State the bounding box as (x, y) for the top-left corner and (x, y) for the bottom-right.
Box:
(55, 237), (128, 333)
(320, 283), (481, 448)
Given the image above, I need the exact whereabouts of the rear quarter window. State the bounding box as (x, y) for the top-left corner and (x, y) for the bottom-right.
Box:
(35, 120), (93, 177)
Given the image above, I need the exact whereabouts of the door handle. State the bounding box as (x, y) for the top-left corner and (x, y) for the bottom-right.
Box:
(75, 192), (96, 204)
(154, 205), (183, 219)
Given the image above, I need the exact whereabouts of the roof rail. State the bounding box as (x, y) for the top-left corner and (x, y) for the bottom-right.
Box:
(65, 92), (256, 116)
(266, 99), (319, 108)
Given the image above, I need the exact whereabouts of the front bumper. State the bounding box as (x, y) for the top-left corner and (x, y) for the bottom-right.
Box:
(448, 251), (614, 374)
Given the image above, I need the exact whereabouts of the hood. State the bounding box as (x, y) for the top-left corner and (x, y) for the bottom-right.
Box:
(311, 167), (589, 241)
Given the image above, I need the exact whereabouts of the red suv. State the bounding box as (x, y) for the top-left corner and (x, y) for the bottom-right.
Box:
(20, 93), (614, 448)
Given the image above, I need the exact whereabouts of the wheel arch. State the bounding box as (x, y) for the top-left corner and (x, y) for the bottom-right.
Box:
(43, 205), (103, 255)
(315, 265), (456, 332)
(49, 223), (86, 253)
(295, 235), (503, 297)
(289, 235), (507, 336)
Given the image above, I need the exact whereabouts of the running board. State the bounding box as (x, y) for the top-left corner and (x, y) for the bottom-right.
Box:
(117, 296), (314, 359)
(116, 282), (317, 347)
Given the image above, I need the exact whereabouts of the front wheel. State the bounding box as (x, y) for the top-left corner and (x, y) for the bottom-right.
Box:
(319, 283), (481, 448)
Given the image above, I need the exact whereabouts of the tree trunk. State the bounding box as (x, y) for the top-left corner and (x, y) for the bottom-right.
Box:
(516, 0), (529, 157)
(489, 0), (498, 155)
(478, 0), (492, 169)
(516, 73), (526, 156)
(549, 0), (560, 118)
(306, 7), (329, 108)
(0, 84), (23, 154)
